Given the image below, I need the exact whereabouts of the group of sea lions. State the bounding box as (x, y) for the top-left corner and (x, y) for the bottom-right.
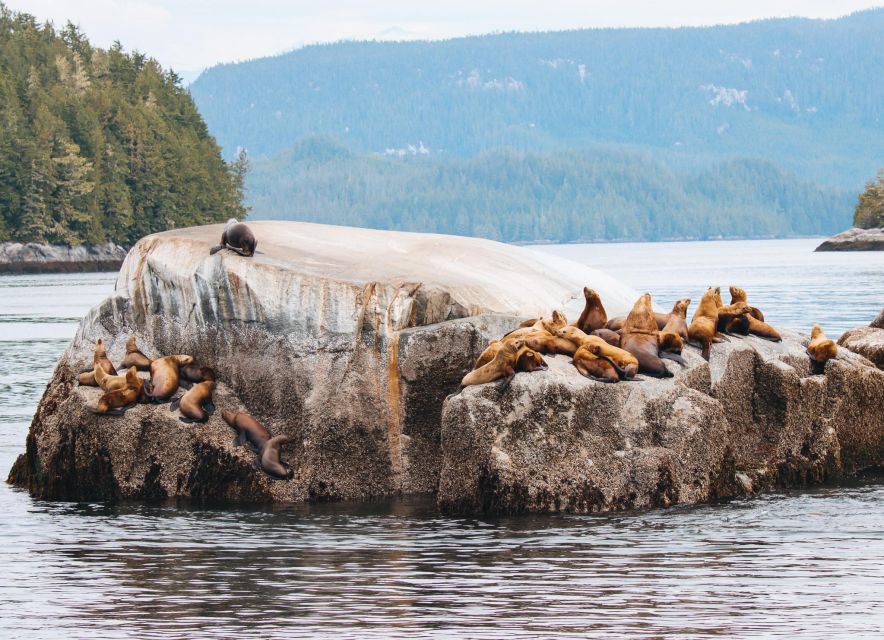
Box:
(459, 285), (839, 389)
(77, 335), (292, 480)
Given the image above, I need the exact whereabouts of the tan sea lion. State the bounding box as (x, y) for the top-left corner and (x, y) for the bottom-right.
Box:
(474, 340), (548, 373)
(209, 218), (257, 257)
(555, 325), (639, 379)
(725, 287), (781, 341)
(620, 293), (673, 378)
(658, 298), (691, 365)
(461, 339), (525, 389)
(146, 355), (194, 401)
(78, 339), (117, 386)
(120, 336), (151, 371)
(95, 365), (138, 393)
(807, 324), (837, 374)
(502, 326), (574, 356)
(729, 286), (764, 321)
(573, 287), (608, 333)
(688, 288), (750, 360)
(91, 369), (144, 415)
(171, 380), (216, 423)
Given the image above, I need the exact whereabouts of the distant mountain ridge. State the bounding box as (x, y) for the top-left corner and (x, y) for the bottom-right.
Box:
(188, 10), (882, 242)
(191, 9), (883, 189)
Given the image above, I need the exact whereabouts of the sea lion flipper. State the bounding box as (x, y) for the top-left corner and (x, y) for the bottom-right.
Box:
(660, 352), (687, 366)
(169, 398), (180, 412)
(179, 416), (196, 424)
(179, 380), (193, 390)
(209, 245), (224, 255)
(204, 400), (215, 416)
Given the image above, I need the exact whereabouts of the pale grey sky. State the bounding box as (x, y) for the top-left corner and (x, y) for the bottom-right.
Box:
(7, 0), (883, 78)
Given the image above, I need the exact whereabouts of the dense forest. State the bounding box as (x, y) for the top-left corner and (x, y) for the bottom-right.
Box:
(0, 4), (245, 246)
(192, 10), (883, 190)
(249, 137), (852, 242)
(854, 169), (884, 229)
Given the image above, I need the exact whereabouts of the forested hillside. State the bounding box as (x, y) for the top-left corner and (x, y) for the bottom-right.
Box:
(249, 137), (852, 242)
(854, 169), (884, 229)
(0, 4), (245, 246)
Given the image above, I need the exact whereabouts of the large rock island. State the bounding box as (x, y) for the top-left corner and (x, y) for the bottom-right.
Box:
(8, 222), (884, 513)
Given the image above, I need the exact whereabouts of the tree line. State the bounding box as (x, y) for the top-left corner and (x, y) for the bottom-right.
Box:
(0, 4), (246, 246)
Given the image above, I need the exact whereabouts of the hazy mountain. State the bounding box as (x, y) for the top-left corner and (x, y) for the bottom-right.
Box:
(190, 10), (882, 241)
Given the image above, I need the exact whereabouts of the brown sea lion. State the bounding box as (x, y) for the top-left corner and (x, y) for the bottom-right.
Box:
(573, 287), (608, 333)
(474, 340), (548, 373)
(222, 410), (271, 452)
(657, 332), (687, 365)
(725, 287), (781, 341)
(146, 355), (194, 401)
(461, 339), (525, 389)
(259, 435), (294, 480)
(807, 324), (837, 374)
(179, 364), (217, 385)
(91, 369), (144, 415)
(729, 286), (764, 322)
(592, 328), (621, 347)
(555, 325), (639, 379)
(171, 380), (216, 423)
(120, 336), (152, 371)
(502, 326), (574, 356)
(688, 288), (750, 360)
(209, 218), (257, 257)
(661, 298), (691, 341)
(620, 293), (673, 378)
(78, 338), (117, 386)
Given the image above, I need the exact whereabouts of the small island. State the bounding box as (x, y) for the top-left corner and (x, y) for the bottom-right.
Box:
(8, 222), (884, 514)
(817, 169), (884, 251)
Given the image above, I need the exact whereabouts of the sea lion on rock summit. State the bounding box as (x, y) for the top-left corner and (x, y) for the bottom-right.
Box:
(78, 339), (117, 386)
(91, 368), (144, 415)
(556, 325), (638, 380)
(474, 340), (548, 374)
(807, 324), (837, 374)
(725, 286), (781, 341)
(620, 293), (673, 378)
(95, 365), (140, 393)
(209, 218), (257, 257)
(461, 339), (525, 390)
(120, 336), (151, 371)
(573, 287), (608, 333)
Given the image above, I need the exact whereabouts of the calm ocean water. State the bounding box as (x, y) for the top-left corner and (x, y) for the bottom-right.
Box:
(1, 238), (883, 638)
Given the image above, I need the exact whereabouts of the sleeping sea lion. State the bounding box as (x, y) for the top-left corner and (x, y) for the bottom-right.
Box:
(726, 287), (781, 341)
(78, 338), (117, 386)
(475, 340), (548, 374)
(146, 355), (194, 401)
(209, 218), (257, 257)
(120, 336), (151, 371)
(807, 324), (837, 374)
(95, 365), (139, 393)
(91, 368), (144, 415)
(556, 325), (638, 380)
(259, 435), (294, 480)
(620, 293), (673, 378)
(461, 339), (525, 390)
(171, 380), (216, 423)
(573, 287), (608, 333)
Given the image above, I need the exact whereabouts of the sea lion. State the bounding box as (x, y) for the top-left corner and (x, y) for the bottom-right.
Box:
(180, 364), (216, 384)
(501, 326), (574, 356)
(620, 293), (673, 378)
(725, 287), (780, 341)
(146, 355), (194, 401)
(78, 338), (117, 386)
(95, 365), (139, 393)
(222, 410), (271, 452)
(171, 379), (216, 423)
(688, 288), (750, 360)
(461, 339), (525, 389)
(120, 336), (151, 371)
(606, 312), (669, 332)
(556, 325), (638, 380)
(807, 324), (837, 374)
(209, 218), (257, 257)
(592, 328), (621, 347)
(658, 298), (691, 365)
(259, 435), (294, 480)
(91, 369), (144, 415)
(573, 287), (608, 333)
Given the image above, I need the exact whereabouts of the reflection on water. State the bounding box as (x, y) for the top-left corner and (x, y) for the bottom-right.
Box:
(2, 240), (883, 637)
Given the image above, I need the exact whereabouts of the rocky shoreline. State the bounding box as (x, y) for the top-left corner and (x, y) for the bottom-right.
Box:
(0, 242), (128, 274)
(815, 227), (884, 251)
(7, 222), (884, 514)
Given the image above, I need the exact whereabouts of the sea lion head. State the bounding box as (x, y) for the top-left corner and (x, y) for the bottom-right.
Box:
(126, 335), (138, 351)
(94, 338), (107, 356)
(729, 286), (747, 303)
(517, 348), (547, 372)
(810, 323), (824, 340)
(583, 287), (601, 303)
(555, 325), (582, 342)
(673, 298), (691, 316)
(732, 302), (752, 315)
(124, 366), (139, 385)
(658, 332), (684, 354)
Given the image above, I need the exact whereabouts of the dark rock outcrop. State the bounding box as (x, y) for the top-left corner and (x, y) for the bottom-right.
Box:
(815, 227), (884, 251)
(838, 309), (884, 370)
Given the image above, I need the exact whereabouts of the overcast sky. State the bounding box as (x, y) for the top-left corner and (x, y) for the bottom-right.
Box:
(7, 1), (883, 77)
